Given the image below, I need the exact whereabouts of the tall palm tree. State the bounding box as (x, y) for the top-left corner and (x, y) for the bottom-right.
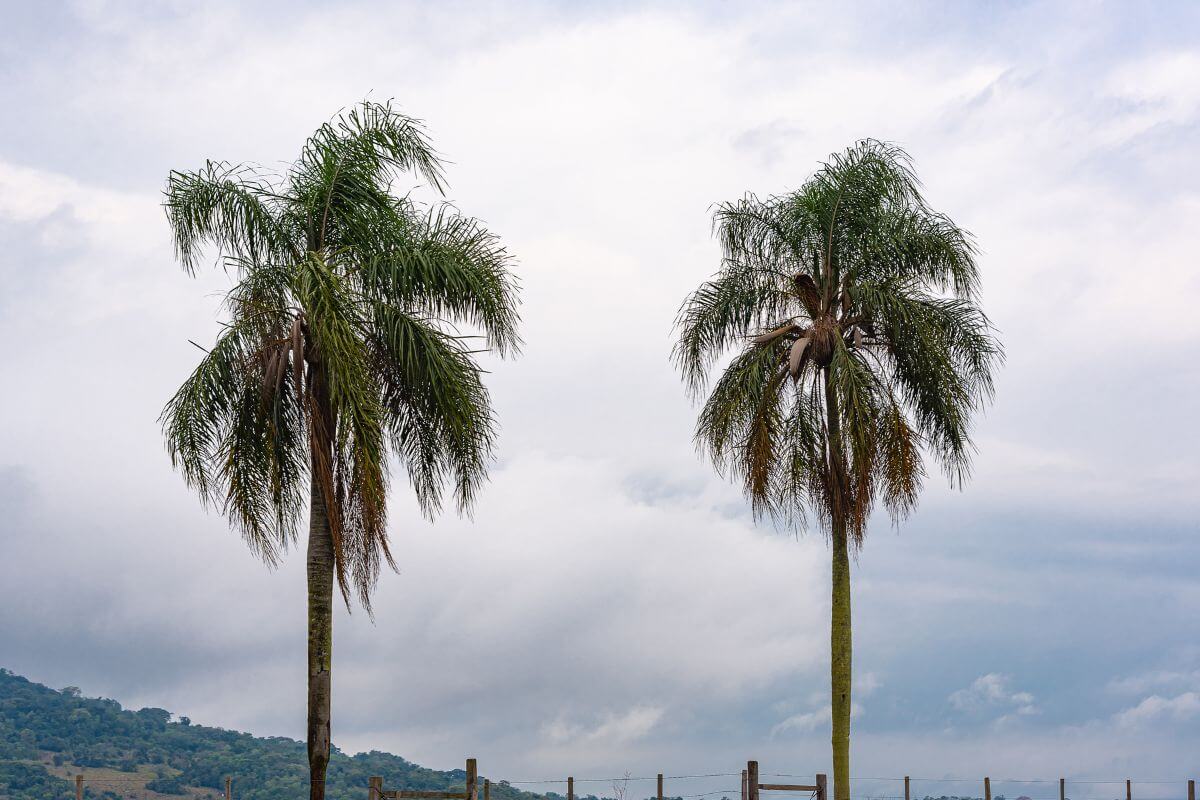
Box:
(161, 101), (520, 800)
(674, 141), (1000, 800)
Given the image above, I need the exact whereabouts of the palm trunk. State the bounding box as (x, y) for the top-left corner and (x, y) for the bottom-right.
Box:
(307, 469), (334, 800)
(830, 517), (852, 800)
(824, 372), (852, 800)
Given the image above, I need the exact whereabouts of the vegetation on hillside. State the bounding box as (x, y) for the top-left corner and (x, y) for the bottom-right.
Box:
(0, 669), (541, 800)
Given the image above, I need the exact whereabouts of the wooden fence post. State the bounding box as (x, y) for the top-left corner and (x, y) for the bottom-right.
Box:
(904, 776), (910, 800)
(225, 776), (232, 800)
(747, 762), (759, 800)
(369, 776), (383, 800)
(984, 777), (991, 800)
(1188, 779), (1195, 800)
(816, 774), (827, 800)
(1058, 778), (1064, 800)
(467, 759), (478, 800)
(568, 776), (574, 800)
(75, 775), (83, 800)
(1126, 780), (1131, 800)
(741, 771), (748, 800)
(485, 779), (491, 800)
(658, 773), (664, 800)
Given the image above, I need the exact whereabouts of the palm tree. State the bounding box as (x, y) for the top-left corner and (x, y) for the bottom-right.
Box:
(674, 141), (1000, 800)
(161, 101), (520, 800)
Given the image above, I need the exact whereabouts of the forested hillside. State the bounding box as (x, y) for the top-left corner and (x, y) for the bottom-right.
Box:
(0, 669), (548, 800)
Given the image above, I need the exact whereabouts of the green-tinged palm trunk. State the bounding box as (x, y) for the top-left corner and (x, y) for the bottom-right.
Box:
(307, 470), (334, 800)
(830, 520), (852, 800)
(824, 371), (852, 800)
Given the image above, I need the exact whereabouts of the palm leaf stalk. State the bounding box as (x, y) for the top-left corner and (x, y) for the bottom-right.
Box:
(161, 101), (521, 800)
(674, 140), (1001, 800)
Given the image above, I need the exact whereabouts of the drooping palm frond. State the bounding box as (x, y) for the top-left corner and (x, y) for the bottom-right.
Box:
(673, 258), (796, 396)
(165, 162), (300, 275)
(290, 100), (446, 253)
(676, 139), (1002, 545)
(162, 313), (307, 562)
(296, 100), (445, 195)
(359, 202), (522, 357)
(371, 304), (497, 514)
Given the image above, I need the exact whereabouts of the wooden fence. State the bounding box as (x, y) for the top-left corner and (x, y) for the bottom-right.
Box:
(371, 759), (480, 800)
(367, 761), (1197, 800)
(369, 760), (823, 800)
(745, 760), (826, 800)
(61, 760), (1198, 800)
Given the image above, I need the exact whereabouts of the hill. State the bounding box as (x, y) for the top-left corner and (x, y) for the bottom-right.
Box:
(0, 668), (551, 800)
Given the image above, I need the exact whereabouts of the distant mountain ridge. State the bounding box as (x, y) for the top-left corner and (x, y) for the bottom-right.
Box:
(0, 668), (547, 800)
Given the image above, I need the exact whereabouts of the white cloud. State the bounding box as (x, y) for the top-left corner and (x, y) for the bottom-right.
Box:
(542, 706), (665, 747)
(1105, 51), (1200, 134)
(771, 703), (864, 737)
(1107, 668), (1200, 695)
(1114, 693), (1200, 729)
(856, 672), (883, 698)
(949, 674), (1039, 720)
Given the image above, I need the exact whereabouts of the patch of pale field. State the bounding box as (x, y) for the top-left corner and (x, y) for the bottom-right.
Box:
(39, 753), (222, 800)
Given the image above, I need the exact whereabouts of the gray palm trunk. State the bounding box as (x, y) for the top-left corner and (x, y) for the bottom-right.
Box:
(824, 371), (852, 800)
(306, 372), (336, 800)
(307, 471), (334, 800)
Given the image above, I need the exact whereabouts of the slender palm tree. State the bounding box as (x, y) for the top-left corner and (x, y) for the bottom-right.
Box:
(161, 101), (520, 800)
(674, 140), (1000, 800)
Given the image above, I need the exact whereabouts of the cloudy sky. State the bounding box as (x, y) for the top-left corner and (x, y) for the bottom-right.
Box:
(2, 1), (1199, 796)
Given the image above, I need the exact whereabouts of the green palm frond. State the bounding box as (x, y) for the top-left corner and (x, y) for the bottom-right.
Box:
(673, 260), (795, 396)
(165, 162), (299, 275)
(161, 316), (306, 562)
(360, 203), (522, 357)
(292, 101), (446, 252)
(371, 305), (497, 515)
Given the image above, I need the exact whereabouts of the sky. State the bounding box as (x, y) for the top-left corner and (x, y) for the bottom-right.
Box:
(1, 0), (1199, 797)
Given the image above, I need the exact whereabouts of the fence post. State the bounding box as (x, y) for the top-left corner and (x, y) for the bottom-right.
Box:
(816, 774), (827, 800)
(658, 773), (664, 800)
(1059, 778), (1064, 800)
(485, 779), (491, 800)
(466, 759), (478, 800)
(984, 777), (991, 800)
(568, 776), (574, 800)
(741, 771), (748, 800)
(904, 776), (910, 800)
(75, 775), (83, 800)
(1126, 780), (1131, 800)
(369, 776), (383, 800)
(1189, 780), (1195, 800)
(225, 776), (232, 800)
(747, 762), (759, 800)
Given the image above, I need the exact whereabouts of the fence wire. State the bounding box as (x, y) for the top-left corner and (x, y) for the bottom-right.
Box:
(65, 767), (1198, 800)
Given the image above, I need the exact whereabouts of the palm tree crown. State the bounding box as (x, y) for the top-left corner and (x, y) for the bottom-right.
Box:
(162, 101), (521, 609)
(676, 139), (1001, 543)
